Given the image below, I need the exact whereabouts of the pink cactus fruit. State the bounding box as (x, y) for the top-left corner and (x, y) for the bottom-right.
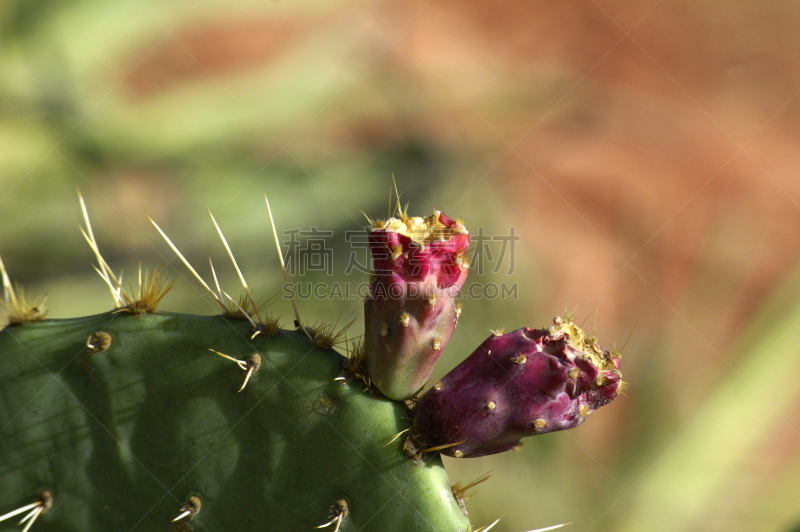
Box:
(363, 210), (470, 400)
(412, 317), (623, 457)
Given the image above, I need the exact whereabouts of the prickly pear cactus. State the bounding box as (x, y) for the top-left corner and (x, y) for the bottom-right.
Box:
(0, 197), (623, 532)
(0, 312), (468, 531)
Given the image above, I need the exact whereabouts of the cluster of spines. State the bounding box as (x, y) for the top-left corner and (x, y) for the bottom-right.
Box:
(0, 490), (52, 532)
(0, 253), (47, 325)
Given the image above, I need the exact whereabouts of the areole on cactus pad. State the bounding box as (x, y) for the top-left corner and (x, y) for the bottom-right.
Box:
(0, 195), (622, 532)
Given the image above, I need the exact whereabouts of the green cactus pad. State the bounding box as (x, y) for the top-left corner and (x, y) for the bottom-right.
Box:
(0, 312), (470, 531)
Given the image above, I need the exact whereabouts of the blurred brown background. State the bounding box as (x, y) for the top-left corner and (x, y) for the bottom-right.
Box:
(2, 1), (800, 531)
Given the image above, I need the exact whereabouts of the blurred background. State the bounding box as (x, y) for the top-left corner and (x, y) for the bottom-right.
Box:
(2, 1), (800, 531)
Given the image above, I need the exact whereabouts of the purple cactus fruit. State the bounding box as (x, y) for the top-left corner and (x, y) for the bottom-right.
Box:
(412, 317), (622, 458)
(363, 210), (470, 400)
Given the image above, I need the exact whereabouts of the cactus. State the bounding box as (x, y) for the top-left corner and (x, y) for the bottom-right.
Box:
(0, 195), (622, 531)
